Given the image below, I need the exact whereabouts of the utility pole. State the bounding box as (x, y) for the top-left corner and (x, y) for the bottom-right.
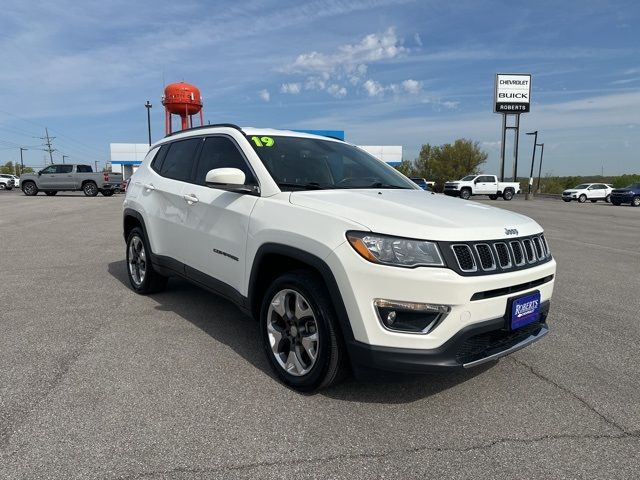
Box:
(536, 143), (545, 193)
(62, 154), (69, 164)
(145, 101), (153, 146)
(40, 128), (56, 164)
(525, 131), (538, 200)
(19, 147), (28, 175)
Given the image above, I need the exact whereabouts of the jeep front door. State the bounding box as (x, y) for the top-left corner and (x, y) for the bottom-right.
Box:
(181, 136), (259, 294)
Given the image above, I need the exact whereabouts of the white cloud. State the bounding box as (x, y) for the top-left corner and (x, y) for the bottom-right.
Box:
(327, 84), (347, 98)
(280, 82), (301, 94)
(401, 79), (423, 94)
(305, 77), (326, 91)
(258, 89), (270, 102)
(363, 79), (384, 97)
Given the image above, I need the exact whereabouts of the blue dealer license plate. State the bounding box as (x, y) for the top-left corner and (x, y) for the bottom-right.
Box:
(511, 291), (541, 330)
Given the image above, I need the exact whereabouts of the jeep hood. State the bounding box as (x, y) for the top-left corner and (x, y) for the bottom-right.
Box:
(289, 190), (541, 241)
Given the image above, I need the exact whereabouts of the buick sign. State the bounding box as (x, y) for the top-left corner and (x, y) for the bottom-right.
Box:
(494, 74), (531, 113)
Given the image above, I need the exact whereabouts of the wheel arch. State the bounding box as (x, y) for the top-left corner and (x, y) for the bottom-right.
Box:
(248, 243), (355, 347)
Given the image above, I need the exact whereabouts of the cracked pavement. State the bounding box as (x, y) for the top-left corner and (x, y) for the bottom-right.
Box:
(0, 191), (639, 479)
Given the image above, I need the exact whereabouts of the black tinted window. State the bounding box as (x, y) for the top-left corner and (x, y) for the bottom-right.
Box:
(159, 139), (201, 182)
(76, 165), (92, 173)
(195, 137), (255, 185)
(59, 165), (73, 174)
(151, 145), (168, 173)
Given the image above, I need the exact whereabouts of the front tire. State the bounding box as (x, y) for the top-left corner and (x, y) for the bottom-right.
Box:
(489, 194), (498, 200)
(83, 181), (98, 197)
(460, 189), (471, 200)
(605, 194), (611, 203)
(632, 196), (640, 207)
(126, 227), (167, 294)
(45, 191), (58, 196)
(22, 181), (38, 196)
(578, 194), (587, 203)
(260, 271), (344, 392)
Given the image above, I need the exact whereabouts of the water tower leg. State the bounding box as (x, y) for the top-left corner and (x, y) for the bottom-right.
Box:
(199, 110), (203, 127)
(165, 110), (171, 135)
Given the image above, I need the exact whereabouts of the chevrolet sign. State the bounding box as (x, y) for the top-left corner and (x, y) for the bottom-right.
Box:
(494, 73), (532, 113)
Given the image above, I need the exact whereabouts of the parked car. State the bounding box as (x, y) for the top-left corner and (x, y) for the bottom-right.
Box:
(443, 174), (521, 200)
(410, 177), (434, 191)
(0, 175), (15, 190)
(0, 174), (19, 188)
(20, 164), (122, 196)
(561, 183), (613, 203)
(610, 183), (640, 207)
(123, 124), (556, 391)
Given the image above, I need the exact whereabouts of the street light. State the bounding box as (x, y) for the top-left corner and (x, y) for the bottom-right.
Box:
(62, 154), (69, 164)
(145, 101), (152, 146)
(536, 143), (545, 193)
(19, 147), (28, 175)
(525, 131), (538, 199)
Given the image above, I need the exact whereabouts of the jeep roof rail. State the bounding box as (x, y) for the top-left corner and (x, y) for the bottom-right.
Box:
(164, 123), (243, 138)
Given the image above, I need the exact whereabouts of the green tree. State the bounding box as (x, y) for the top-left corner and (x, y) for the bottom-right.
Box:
(394, 159), (415, 177)
(413, 139), (487, 191)
(1, 161), (15, 175)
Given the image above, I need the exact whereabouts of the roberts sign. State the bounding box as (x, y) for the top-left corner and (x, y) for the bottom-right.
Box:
(494, 74), (531, 113)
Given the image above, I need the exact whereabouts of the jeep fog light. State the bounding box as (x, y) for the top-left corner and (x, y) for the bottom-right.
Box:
(374, 299), (450, 334)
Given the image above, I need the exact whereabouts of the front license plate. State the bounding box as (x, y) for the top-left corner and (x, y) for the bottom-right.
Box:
(511, 291), (541, 330)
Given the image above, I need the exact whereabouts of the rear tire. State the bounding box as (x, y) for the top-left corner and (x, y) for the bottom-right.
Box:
(101, 189), (114, 197)
(83, 182), (98, 197)
(45, 191), (58, 196)
(22, 181), (38, 196)
(126, 227), (168, 294)
(578, 194), (587, 203)
(502, 189), (514, 201)
(489, 194), (498, 200)
(260, 270), (345, 392)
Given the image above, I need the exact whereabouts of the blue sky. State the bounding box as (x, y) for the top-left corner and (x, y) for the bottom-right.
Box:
(0, 0), (638, 175)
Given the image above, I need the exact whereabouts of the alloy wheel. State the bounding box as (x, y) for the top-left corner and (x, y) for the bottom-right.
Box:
(128, 236), (147, 286)
(266, 289), (319, 377)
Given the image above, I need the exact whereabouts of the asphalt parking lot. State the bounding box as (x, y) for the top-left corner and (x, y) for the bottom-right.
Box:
(1, 189), (639, 479)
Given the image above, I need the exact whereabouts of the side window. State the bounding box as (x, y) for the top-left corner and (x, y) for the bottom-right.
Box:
(41, 165), (58, 174)
(158, 138), (201, 182)
(194, 137), (256, 186)
(151, 144), (169, 174)
(59, 165), (73, 174)
(76, 165), (91, 173)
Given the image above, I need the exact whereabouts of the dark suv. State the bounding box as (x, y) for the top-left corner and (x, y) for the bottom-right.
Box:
(610, 183), (640, 207)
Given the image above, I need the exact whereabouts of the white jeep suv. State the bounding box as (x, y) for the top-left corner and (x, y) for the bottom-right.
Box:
(123, 125), (556, 391)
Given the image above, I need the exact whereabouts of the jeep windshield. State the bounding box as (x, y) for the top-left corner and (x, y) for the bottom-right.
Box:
(246, 135), (416, 191)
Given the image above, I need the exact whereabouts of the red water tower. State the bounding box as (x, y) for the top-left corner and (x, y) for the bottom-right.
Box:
(162, 81), (204, 135)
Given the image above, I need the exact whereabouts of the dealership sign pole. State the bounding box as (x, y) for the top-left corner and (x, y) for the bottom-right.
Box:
(494, 74), (531, 184)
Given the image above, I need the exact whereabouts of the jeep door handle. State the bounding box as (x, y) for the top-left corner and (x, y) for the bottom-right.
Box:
(183, 193), (199, 205)
(143, 183), (155, 192)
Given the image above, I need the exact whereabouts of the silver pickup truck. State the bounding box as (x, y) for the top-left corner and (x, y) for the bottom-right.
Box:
(20, 164), (123, 197)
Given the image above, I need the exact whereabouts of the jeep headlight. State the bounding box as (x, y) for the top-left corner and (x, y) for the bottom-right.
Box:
(346, 231), (444, 267)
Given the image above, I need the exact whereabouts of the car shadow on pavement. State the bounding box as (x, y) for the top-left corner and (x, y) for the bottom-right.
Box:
(108, 260), (495, 404)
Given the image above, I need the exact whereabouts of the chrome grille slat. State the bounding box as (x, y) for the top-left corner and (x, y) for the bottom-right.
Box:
(510, 241), (525, 266)
(494, 242), (512, 269)
(474, 243), (496, 271)
(451, 244), (477, 272)
(522, 239), (536, 263)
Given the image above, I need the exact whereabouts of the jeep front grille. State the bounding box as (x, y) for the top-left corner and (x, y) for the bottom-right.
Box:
(443, 234), (551, 276)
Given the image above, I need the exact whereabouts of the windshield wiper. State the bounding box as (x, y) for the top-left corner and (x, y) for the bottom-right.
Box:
(277, 182), (327, 190)
(364, 182), (408, 189)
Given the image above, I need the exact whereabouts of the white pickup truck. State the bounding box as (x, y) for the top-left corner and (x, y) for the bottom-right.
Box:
(444, 174), (521, 201)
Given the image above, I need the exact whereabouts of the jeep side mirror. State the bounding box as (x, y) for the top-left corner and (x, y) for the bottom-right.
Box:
(205, 168), (258, 195)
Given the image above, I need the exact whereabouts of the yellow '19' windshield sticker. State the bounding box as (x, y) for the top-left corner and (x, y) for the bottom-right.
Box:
(251, 136), (275, 147)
